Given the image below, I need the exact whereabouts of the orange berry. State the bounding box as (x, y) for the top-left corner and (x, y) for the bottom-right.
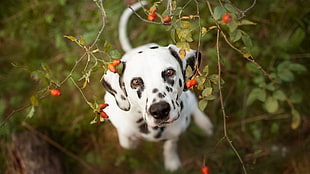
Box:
(100, 111), (109, 118)
(108, 63), (117, 73)
(50, 88), (61, 97)
(112, 59), (121, 66)
(148, 13), (158, 21)
(99, 103), (109, 110)
(149, 6), (157, 13)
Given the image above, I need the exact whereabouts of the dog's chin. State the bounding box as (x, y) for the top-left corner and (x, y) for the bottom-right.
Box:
(148, 115), (180, 128)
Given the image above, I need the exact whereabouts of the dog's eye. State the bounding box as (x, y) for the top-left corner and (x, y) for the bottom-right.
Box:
(131, 78), (142, 86)
(165, 69), (175, 77)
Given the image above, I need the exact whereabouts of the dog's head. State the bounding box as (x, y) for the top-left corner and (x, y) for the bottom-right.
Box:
(102, 44), (201, 127)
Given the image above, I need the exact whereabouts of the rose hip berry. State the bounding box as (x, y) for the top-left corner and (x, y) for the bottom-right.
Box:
(99, 103), (109, 110)
(201, 166), (209, 174)
(186, 79), (198, 88)
(222, 13), (232, 24)
(112, 59), (121, 66)
(100, 111), (109, 118)
(108, 63), (117, 73)
(148, 13), (158, 21)
(50, 88), (61, 97)
(163, 16), (171, 23)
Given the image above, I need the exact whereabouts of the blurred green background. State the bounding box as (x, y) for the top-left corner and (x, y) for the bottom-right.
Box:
(0, 0), (309, 173)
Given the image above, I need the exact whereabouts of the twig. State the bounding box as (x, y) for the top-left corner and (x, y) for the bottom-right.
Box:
(22, 122), (100, 174)
(216, 29), (248, 174)
(89, 0), (107, 50)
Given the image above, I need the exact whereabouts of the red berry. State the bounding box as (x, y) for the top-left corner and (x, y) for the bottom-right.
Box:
(99, 103), (109, 110)
(148, 13), (158, 21)
(163, 16), (172, 23)
(112, 59), (121, 66)
(50, 88), (61, 97)
(100, 111), (109, 118)
(191, 79), (197, 86)
(201, 166), (209, 174)
(222, 13), (232, 24)
(108, 63), (117, 73)
(186, 80), (192, 88)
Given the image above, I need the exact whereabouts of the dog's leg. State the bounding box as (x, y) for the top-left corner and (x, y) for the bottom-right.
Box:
(163, 139), (181, 171)
(117, 131), (139, 149)
(192, 107), (213, 136)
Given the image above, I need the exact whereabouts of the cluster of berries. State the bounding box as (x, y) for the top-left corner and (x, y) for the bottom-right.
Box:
(98, 103), (109, 119)
(107, 59), (121, 73)
(147, 6), (171, 24)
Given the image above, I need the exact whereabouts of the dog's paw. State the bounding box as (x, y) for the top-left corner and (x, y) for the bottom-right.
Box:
(164, 157), (181, 171)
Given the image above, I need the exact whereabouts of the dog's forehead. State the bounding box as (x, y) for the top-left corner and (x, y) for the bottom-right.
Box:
(122, 46), (180, 75)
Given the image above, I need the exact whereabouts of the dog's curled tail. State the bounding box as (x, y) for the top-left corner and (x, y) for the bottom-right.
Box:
(119, 1), (149, 52)
(192, 107), (213, 137)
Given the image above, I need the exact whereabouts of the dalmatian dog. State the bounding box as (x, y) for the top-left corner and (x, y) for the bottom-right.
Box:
(101, 1), (213, 171)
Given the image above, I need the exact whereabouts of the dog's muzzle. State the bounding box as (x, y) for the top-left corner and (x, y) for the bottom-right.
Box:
(149, 101), (170, 121)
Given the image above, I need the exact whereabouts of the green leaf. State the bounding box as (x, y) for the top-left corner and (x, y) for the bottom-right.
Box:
(291, 109), (301, 130)
(242, 33), (253, 48)
(289, 28), (305, 50)
(289, 63), (307, 73)
(213, 6), (226, 20)
(205, 95), (216, 100)
(202, 87), (213, 97)
(264, 96), (279, 113)
(224, 4), (238, 14)
(199, 99), (208, 111)
(239, 19), (256, 26)
(278, 69), (294, 82)
(273, 90), (286, 101)
(230, 29), (242, 42)
(110, 50), (121, 59)
(246, 88), (266, 106)
(26, 106), (35, 119)
(64, 35), (77, 42)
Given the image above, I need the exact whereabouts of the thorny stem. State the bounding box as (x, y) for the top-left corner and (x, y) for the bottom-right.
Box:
(216, 29), (248, 174)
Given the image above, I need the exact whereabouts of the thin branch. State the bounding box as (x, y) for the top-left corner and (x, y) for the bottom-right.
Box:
(89, 0), (107, 50)
(216, 28), (248, 174)
(22, 122), (100, 174)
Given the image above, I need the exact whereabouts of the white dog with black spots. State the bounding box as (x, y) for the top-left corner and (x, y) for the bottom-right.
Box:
(101, 1), (213, 171)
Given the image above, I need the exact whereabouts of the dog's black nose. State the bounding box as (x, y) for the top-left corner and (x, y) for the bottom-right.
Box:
(149, 102), (170, 120)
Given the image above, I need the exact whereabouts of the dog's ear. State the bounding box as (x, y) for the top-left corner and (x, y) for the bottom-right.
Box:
(168, 44), (201, 89)
(101, 69), (131, 111)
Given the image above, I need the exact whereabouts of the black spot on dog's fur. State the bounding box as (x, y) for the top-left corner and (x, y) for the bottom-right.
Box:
(179, 78), (183, 88)
(137, 90), (142, 99)
(172, 100), (176, 110)
(136, 118), (144, 123)
(166, 86), (173, 93)
(154, 127), (165, 139)
(180, 101), (184, 111)
(138, 51), (143, 53)
(139, 122), (150, 134)
(150, 46), (159, 49)
(152, 88), (158, 93)
(158, 93), (165, 98)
